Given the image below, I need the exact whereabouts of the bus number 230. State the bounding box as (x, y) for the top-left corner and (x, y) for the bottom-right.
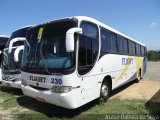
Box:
(51, 78), (62, 84)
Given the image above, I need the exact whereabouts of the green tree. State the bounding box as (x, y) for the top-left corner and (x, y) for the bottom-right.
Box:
(147, 50), (160, 61)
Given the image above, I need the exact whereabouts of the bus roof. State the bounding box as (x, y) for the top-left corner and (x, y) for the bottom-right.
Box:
(30, 16), (145, 47)
(0, 35), (9, 46)
(13, 25), (33, 32)
(74, 16), (145, 46)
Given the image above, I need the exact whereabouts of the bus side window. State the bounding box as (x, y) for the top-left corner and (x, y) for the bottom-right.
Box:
(136, 44), (141, 56)
(128, 41), (133, 55)
(100, 28), (110, 53)
(109, 32), (117, 53)
(117, 36), (123, 54)
(123, 38), (128, 54)
(81, 22), (98, 39)
(145, 47), (147, 56)
(129, 41), (136, 56)
(78, 22), (99, 75)
(141, 46), (145, 56)
(132, 42), (136, 55)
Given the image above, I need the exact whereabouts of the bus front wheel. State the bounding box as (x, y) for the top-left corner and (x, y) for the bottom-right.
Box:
(99, 81), (111, 103)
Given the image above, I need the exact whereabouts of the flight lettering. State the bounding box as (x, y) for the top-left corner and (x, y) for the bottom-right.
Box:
(29, 76), (46, 83)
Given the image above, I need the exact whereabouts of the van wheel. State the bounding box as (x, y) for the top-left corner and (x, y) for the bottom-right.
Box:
(99, 81), (111, 103)
(135, 69), (141, 83)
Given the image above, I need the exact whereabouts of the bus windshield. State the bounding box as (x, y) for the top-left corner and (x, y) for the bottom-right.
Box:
(22, 20), (77, 74)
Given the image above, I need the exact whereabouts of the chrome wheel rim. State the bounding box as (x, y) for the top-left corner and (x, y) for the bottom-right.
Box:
(101, 84), (108, 98)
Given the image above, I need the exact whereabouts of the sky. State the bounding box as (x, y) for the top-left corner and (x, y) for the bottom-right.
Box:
(0, 0), (160, 50)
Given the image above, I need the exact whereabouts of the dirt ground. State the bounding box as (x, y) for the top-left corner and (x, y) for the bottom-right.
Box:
(110, 62), (160, 101)
(143, 62), (160, 81)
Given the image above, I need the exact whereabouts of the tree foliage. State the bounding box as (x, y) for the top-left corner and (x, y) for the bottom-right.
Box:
(147, 50), (160, 61)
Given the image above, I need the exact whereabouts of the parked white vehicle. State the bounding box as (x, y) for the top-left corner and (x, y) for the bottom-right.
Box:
(21, 16), (147, 109)
(0, 35), (9, 82)
(2, 26), (32, 88)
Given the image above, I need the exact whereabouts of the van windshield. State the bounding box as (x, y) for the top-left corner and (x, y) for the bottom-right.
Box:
(2, 27), (30, 74)
(2, 48), (22, 74)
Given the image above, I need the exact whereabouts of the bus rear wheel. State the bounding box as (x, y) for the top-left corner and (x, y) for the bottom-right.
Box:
(135, 69), (141, 83)
(99, 81), (111, 103)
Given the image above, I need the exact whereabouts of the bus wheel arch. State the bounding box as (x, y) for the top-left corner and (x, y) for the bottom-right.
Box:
(139, 68), (142, 79)
(98, 75), (112, 103)
(136, 68), (142, 83)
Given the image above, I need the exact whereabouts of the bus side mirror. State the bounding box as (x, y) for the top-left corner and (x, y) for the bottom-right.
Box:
(14, 45), (24, 62)
(66, 28), (82, 52)
(8, 37), (26, 53)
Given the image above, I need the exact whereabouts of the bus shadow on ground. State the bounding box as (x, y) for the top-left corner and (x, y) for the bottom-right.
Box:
(145, 89), (160, 117)
(16, 81), (137, 118)
(110, 80), (136, 97)
(17, 96), (98, 118)
(0, 85), (23, 95)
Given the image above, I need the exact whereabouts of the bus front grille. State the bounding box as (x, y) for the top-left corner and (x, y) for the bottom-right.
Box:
(29, 85), (50, 91)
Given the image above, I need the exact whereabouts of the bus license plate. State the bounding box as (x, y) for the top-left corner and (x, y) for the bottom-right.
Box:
(36, 97), (45, 102)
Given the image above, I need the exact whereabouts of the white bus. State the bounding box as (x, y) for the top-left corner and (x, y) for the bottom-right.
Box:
(2, 26), (32, 88)
(0, 35), (9, 82)
(21, 16), (147, 109)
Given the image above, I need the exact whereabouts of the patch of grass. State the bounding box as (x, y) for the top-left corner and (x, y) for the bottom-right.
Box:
(0, 84), (23, 113)
(0, 84), (160, 120)
(16, 99), (160, 120)
(146, 101), (160, 116)
(0, 84), (23, 96)
(84, 99), (149, 114)
(0, 85), (14, 99)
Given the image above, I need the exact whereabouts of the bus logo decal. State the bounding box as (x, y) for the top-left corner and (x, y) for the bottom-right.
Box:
(122, 58), (133, 65)
(29, 76), (46, 83)
(117, 57), (133, 82)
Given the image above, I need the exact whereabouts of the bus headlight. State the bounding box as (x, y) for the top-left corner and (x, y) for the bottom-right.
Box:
(52, 86), (72, 93)
(21, 79), (27, 86)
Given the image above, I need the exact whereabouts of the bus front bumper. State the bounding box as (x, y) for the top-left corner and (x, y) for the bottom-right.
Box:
(2, 80), (21, 89)
(21, 85), (80, 109)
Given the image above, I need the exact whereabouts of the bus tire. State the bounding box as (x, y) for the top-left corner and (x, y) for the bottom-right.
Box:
(135, 69), (141, 83)
(99, 80), (111, 103)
